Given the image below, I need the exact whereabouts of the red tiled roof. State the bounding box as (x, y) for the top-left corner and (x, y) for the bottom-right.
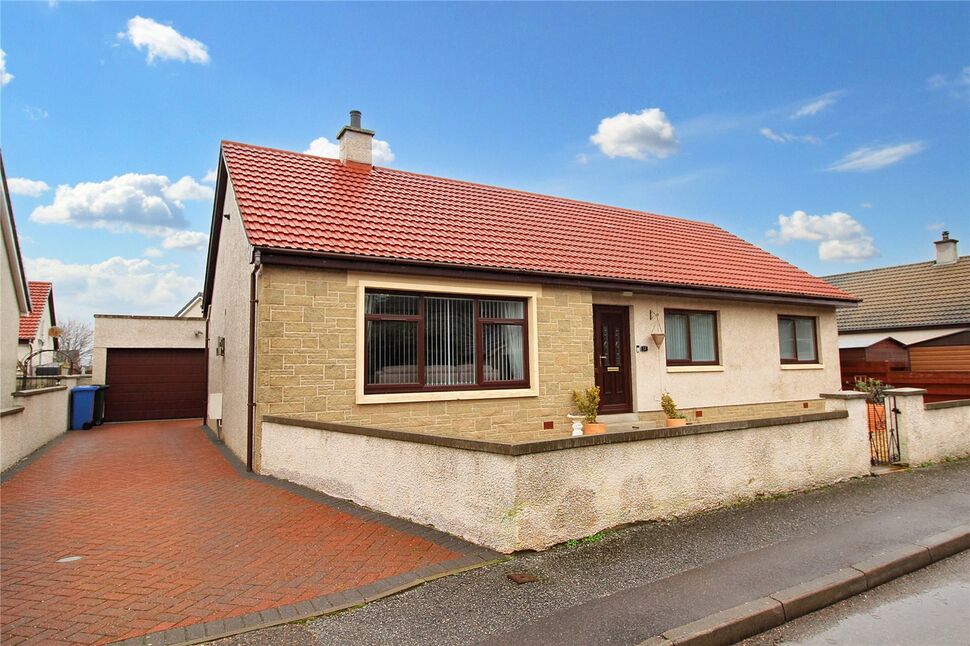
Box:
(221, 141), (856, 302)
(19, 281), (53, 341)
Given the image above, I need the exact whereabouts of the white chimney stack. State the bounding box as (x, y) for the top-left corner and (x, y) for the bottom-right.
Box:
(336, 110), (374, 167)
(934, 231), (959, 265)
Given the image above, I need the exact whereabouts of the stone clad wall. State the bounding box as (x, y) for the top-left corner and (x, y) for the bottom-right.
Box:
(256, 266), (596, 444)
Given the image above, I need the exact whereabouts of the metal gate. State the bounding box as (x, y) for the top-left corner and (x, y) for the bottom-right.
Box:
(867, 396), (900, 465)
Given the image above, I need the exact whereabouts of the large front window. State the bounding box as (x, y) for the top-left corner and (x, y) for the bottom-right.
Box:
(365, 291), (528, 393)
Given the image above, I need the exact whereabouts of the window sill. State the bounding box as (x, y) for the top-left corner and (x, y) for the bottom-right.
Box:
(781, 363), (825, 370)
(666, 365), (725, 373)
(357, 386), (539, 405)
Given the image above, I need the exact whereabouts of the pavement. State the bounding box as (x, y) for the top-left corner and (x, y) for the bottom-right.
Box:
(739, 549), (970, 646)
(208, 459), (970, 646)
(0, 420), (496, 646)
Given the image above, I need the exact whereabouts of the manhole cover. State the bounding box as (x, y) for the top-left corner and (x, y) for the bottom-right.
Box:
(507, 572), (539, 584)
(56, 556), (82, 563)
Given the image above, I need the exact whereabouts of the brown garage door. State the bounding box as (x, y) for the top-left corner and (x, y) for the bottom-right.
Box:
(104, 349), (206, 422)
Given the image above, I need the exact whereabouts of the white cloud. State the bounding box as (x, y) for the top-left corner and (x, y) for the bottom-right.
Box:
(791, 91), (843, 119)
(304, 136), (396, 165)
(202, 168), (217, 183)
(24, 106), (48, 120)
(590, 108), (678, 160)
(768, 210), (878, 262)
(828, 141), (925, 172)
(143, 247), (163, 258)
(859, 202), (873, 208)
(161, 230), (208, 251)
(7, 178), (51, 198)
(926, 222), (945, 232)
(163, 175), (213, 201)
(24, 256), (200, 321)
(759, 128), (820, 145)
(574, 153), (589, 165)
(0, 49), (13, 86)
(119, 16), (210, 65)
(926, 66), (970, 99)
(29, 172), (212, 251)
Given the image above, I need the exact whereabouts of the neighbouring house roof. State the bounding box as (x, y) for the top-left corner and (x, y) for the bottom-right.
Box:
(823, 256), (970, 332)
(837, 327), (970, 349)
(175, 291), (203, 317)
(19, 281), (55, 342)
(212, 141), (856, 304)
(0, 152), (31, 314)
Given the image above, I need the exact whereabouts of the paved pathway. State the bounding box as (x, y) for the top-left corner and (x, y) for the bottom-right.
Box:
(0, 420), (492, 645)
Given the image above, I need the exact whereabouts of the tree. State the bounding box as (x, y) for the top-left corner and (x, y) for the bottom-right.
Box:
(55, 319), (94, 374)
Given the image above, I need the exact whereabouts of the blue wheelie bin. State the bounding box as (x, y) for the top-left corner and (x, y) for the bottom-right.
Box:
(70, 386), (99, 430)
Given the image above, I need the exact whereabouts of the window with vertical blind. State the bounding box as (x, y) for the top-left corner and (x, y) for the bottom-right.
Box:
(364, 290), (528, 393)
(778, 315), (818, 364)
(664, 309), (720, 366)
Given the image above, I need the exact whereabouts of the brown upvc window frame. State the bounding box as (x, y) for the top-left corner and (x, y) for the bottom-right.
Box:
(778, 315), (819, 364)
(664, 309), (721, 366)
(364, 289), (530, 394)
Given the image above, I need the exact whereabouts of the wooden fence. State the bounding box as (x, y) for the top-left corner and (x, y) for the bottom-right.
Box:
(840, 361), (970, 403)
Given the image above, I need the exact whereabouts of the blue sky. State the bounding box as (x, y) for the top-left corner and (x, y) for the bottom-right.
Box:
(2, 2), (968, 322)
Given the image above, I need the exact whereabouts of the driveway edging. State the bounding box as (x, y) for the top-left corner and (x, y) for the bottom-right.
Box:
(637, 524), (970, 646)
(108, 425), (506, 646)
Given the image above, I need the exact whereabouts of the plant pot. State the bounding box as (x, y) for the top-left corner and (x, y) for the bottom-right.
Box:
(665, 418), (687, 428)
(583, 422), (607, 435)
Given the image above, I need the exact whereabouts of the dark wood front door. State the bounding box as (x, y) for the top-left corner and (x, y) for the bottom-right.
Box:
(104, 349), (206, 422)
(593, 305), (633, 414)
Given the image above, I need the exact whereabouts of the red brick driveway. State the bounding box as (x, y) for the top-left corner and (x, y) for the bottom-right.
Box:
(1, 420), (495, 645)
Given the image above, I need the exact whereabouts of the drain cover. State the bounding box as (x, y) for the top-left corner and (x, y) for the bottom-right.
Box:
(56, 556), (82, 563)
(507, 572), (539, 584)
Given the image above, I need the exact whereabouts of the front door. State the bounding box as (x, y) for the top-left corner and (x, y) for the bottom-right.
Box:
(593, 305), (633, 414)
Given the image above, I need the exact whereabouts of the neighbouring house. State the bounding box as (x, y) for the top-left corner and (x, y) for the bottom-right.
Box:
(1, 153), (32, 410)
(823, 233), (970, 402)
(175, 292), (203, 318)
(1, 152), (70, 472)
(17, 281), (58, 374)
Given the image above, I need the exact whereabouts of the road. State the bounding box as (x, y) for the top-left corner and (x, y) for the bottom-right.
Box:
(741, 549), (970, 646)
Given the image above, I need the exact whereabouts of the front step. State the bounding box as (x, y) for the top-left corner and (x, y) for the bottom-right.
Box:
(870, 464), (910, 476)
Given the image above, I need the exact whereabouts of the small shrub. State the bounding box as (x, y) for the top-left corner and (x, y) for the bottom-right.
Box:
(572, 386), (601, 423)
(660, 391), (686, 419)
(854, 377), (893, 404)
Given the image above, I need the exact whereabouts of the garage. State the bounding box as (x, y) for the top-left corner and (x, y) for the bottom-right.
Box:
(104, 348), (206, 422)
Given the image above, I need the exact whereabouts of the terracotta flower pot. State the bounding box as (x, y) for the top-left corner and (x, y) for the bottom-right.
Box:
(583, 422), (607, 435)
(665, 418), (687, 428)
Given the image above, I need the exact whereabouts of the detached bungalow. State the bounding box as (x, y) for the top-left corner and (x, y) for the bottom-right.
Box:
(203, 112), (861, 550)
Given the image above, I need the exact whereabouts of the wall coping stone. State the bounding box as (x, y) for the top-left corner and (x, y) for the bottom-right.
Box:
(262, 410), (850, 457)
(94, 314), (203, 320)
(925, 398), (970, 410)
(12, 385), (68, 398)
(885, 387), (929, 396)
(820, 391), (868, 400)
(0, 406), (25, 418)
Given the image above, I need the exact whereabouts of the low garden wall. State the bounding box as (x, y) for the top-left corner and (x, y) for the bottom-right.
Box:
(261, 394), (870, 552)
(889, 388), (970, 465)
(1, 386), (69, 473)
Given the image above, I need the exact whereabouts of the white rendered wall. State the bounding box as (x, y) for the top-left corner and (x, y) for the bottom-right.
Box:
(206, 181), (254, 464)
(262, 397), (869, 553)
